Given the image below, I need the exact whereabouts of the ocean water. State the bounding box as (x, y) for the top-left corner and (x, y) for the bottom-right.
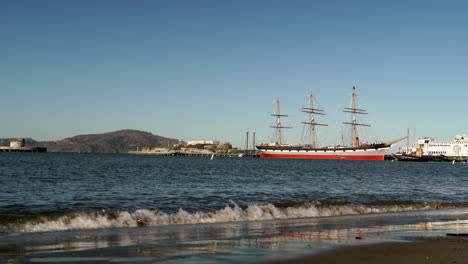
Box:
(1, 153), (468, 263)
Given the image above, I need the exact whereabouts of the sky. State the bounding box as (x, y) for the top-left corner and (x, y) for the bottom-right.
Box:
(1, 0), (467, 149)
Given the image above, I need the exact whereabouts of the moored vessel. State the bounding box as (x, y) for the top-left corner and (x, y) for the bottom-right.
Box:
(398, 135), (468, 162)
(256, 87), (405, 160)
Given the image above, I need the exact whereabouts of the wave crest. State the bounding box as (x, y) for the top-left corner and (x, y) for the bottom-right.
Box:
(3, 201), (462, 233)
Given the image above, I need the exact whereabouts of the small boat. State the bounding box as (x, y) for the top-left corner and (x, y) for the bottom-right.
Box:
(393, 155), (438, 162)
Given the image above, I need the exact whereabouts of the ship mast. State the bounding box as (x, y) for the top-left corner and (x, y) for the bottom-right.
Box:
(270, 98), (291, 145)
(301, 92), (327, 148)
(343, 86), (370, 148)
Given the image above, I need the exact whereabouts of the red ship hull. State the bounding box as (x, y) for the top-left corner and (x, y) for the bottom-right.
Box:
(259, 152), (384, 160)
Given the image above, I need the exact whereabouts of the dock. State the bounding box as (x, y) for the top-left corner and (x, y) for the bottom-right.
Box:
(128, 150), (259, 158)
(0, 147), (47, 152)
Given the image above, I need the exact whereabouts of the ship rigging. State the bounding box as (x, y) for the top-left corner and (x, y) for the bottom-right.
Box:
(256, 87), (406, 160)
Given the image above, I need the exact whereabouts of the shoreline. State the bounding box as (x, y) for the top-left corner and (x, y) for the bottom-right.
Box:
(262, 237), (468, 264)
(2, 209), (468, 263)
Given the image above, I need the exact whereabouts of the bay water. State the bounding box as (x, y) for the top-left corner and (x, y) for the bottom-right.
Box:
(1, 152), (468, 263)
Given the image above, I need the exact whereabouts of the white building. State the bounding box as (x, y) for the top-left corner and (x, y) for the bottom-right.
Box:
(10, 138), (25, 148)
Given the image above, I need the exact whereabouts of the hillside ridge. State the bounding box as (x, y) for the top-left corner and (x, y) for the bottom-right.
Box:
(0, 129), (181, 153)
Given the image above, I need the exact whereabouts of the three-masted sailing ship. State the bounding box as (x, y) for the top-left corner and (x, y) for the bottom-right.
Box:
(256, 87), (406, 160)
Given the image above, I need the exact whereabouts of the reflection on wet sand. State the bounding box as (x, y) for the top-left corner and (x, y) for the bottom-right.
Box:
(2, 211), (468, 263)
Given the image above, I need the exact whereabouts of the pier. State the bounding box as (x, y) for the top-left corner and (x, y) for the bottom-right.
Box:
(128, 150), (259, 158)
(128, 138), (260, 158)
(0, 147), (47, 152)
(0, 138), (47, 152)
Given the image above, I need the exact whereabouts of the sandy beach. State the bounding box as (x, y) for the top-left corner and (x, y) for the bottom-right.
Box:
(266, 237), (468, 264)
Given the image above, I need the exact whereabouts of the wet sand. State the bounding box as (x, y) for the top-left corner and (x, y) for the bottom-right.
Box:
(266, 238), (468, 264)
(3, 209), (468, 263)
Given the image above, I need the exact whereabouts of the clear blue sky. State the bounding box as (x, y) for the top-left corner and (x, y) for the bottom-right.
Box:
(1, 0), (467, 148)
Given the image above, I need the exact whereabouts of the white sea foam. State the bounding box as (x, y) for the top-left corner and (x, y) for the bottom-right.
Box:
(13, 201), (446, 233)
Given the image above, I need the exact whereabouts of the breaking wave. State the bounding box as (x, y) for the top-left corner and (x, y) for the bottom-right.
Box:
(1, 201), (466, 234)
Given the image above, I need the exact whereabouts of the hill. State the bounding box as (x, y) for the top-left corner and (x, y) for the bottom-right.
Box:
(0, 130), (182, 153)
